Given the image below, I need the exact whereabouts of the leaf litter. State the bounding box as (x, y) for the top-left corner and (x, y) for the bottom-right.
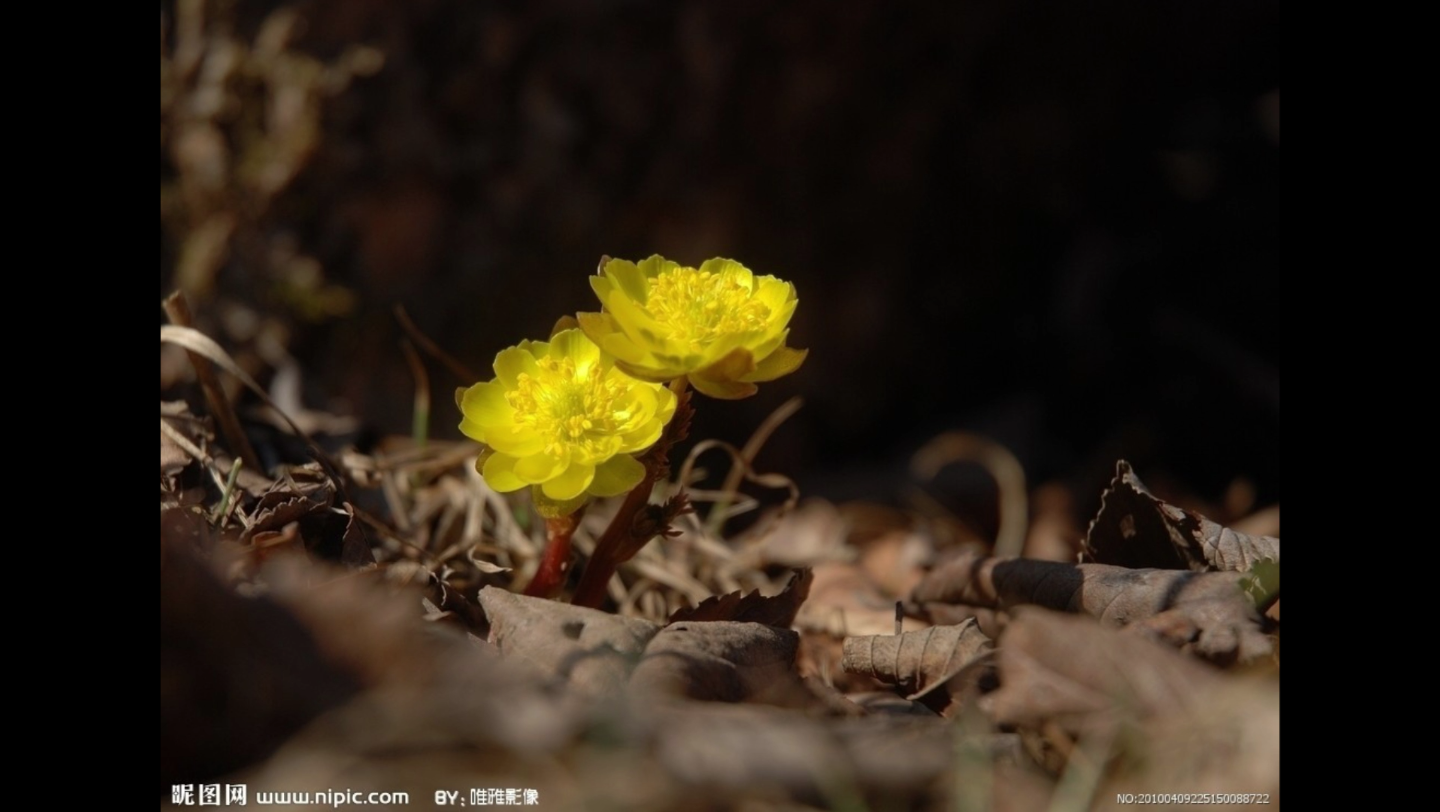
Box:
(161, 319), (1279, 810)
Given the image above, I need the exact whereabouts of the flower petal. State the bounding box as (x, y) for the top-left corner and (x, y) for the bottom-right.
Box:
(577, 309), (617, 340)
(598, 331), (650, 366)
(637, 254), (681, 280)
(689, 374), (758, 399)
(590, 455), (645, 497)
(494, 346), (540, 388)
(514, 449), (569, 483)
(483, 423), (545, 457)
(745, 345), (808, 382)
(542, 462), (595, 501)
(481, 453), (526, 492)
(616, 358), (686, 382)
(605, 288), (668, 344)
(550, 328), (601, 374)
(459, 381), (513, 431)
(603, 258), (650, 302)
(619, 417), (664, 451)
(699, 257), (756, 293)
(753, 276), (795, 314)
(690, 347), (760, 399)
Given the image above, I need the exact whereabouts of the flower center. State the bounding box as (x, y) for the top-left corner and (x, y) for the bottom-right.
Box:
(506, 356), (631, 457)
(646, 267), (771, 351)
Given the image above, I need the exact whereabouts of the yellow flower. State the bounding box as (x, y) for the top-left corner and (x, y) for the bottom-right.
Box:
(458, 329), (677, 502)
(578, 255), (807, 398)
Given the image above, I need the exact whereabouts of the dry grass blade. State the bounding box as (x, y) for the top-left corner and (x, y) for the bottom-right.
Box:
(399, 338), (431, 450)
(160, 324), (344, 488)
(677, 438), (799, 524)
(911, 431), (1028, 558)
(164, 290), (263, 471)
(394, 304), (479, 383)
(706, 396), (803, 534)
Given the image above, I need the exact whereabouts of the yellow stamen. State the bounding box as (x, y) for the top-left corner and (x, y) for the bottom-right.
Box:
(646, 267), (772, 353)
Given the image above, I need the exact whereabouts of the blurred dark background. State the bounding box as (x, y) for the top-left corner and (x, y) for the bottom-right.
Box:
(161, 0), (1279, 519)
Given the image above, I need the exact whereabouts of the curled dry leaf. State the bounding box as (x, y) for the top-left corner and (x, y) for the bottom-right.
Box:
(842, 618), (993, 699)
(1085, 460), (1280, 572)
(478, 587), (660, 696)
(242, 463), (372, 566)
(911, 552), (1271, 663)
(667, 567), (813, 627)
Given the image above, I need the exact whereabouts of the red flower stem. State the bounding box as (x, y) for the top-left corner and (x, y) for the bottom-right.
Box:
(570, 381), (693, 609)
(524, 507), (585, 598)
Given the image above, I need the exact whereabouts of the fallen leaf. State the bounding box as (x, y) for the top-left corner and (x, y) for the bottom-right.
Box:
(630, 621), (808, 705)
(161, 536), (359, 787)
(842, 618), (993, 699)
(1085, 460), (1280, 572)
(986, 607), (1224, 737)
(918, 601), (1009, 639)
(796, 561), (908, 638)
(648, 702), (957, 808)
(478, 587), (659, 695)
(733, 498), (855, 569)
(857, 528), (932, 596)
(1022, 482), (1081, 562)
(667, 567), (813, 627)
(912, 552), (1271, 662)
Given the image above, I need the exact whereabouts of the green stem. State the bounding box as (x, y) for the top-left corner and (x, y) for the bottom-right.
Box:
(213, 457), (243, 524)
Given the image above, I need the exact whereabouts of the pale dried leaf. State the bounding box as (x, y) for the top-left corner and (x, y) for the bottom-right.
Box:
(842, 619), (993, 698)
(987, 607), (1223, 737)
(478, 587), (659, 695)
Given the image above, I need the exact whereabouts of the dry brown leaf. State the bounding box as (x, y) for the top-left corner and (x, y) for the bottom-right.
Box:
(912, 552), (1270, 662)
(796, 561), (908, 639)
(648, 702), (956, 808)
(1105, 677), (1280, 800)
(920, 601), (1010, 639)
(240, 464), (372, 566)
(842, 618), (993, 699)
(1023, 481), (1081, 561)
(987, 611), (1278, 801)
(733, 498), (855, 569)
(630, 621), (808, 705)
(161, 538), (360, 788)
(478, 587), (659, 695)
(667, 567), (813, 627)
(856, 527), (932, 596)
(986, 607), (1224, 737)
(1085, 460), (1280, 572)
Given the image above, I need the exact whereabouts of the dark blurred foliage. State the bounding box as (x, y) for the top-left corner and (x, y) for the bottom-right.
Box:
(161, 0), (1278, 518)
